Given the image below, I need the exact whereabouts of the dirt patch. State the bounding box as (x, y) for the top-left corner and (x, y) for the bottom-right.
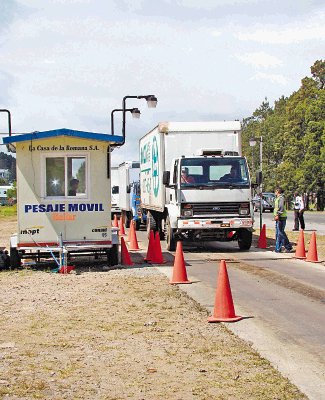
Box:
(0, 217), (307, 399)
(0, 217), (16, 250)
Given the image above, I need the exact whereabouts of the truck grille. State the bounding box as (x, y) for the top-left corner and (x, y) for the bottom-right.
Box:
(192, 202), (241, 216)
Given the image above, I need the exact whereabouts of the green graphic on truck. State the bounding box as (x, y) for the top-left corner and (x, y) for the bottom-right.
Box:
(152, 136), (159, 197)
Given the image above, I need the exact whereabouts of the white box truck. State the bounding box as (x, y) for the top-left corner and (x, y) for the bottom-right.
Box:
(111, 166), (121, 217)
(139, 121), (254, 251)
(118, 161), (146, 230)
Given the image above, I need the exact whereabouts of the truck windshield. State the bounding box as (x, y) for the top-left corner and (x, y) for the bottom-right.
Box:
(180, 158), (249, 188)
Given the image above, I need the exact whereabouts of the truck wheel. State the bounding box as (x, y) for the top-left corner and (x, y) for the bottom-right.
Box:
(10, 247), (21, 269)
(124, 212), (131, 228)
(146, 212), (157, 238)
(237, 229), (252, 251)
(107, 244), (119, 266)
(165, 216), (176, 251)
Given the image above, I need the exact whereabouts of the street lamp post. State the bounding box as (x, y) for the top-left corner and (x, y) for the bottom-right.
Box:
(0, 109), (12, 136)
(249, 136), (263, 231)
(111, 108), (140, 136)
(121, 95), (157, 146)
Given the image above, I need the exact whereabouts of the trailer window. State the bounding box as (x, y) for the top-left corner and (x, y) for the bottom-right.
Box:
(45, 156), (87, 198)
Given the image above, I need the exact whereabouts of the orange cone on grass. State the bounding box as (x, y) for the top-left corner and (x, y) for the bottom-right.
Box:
(118, 216), (126, 236)
(150, 231), (165, 264)
(294, 230), (306, 259)
(170, 241), (191, 284)
(306, 232), (321, 263)
(120, 237), (133, 266)
(144, 230), (155, 262)
(257, 224), (267, 249)
(128, 220), (140, 251)
(208, 260), (243, 322)
(112, 214), (118, 228)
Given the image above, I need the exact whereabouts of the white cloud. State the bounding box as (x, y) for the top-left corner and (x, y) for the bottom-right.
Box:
(235, 12), (325, 44)
(235, 51), (282, 68)
(177, 0), (258, 9)
(250, 72), (288, 86)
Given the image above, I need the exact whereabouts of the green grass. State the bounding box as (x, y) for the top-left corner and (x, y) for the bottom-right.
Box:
(0, 204), (17, 217)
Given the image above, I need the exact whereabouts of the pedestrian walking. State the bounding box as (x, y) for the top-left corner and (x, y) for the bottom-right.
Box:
(292, 191), (305, 231)
(274, 187), (293, 253)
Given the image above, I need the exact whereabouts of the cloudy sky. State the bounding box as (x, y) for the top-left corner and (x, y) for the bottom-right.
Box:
(0, 0), (324, 165)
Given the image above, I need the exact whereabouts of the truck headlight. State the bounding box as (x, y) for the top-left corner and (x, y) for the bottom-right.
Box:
(181, 204), (193, 217)
(183, 209), (193, 217)
(239, 203), (249, 215)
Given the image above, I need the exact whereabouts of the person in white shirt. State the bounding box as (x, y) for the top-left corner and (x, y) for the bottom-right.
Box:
(293, 192), (305, 231)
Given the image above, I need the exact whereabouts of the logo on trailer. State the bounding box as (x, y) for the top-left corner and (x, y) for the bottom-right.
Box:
(152, 136), (159, 197)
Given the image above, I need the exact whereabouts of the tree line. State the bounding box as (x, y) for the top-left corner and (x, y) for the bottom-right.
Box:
(0, 152), (16, 184)
(242, 60), (325, 211)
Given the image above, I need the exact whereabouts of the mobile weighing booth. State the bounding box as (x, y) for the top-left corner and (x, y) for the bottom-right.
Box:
(2, 128), (123, 269)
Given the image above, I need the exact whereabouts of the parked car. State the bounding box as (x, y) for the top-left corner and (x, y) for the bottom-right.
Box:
(252, 192), (275, 212)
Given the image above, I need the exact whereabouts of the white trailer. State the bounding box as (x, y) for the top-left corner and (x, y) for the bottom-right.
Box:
(110, 166), (121, 217)
(2, 128), (124, 268)
(118, 161), (141, 228)
(139, 121), (254, 251)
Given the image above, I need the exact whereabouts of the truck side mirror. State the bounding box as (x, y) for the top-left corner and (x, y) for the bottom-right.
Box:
(126, 184), (131, 194)
(256, 171), (263, 185)
(163, 171), (170, 186)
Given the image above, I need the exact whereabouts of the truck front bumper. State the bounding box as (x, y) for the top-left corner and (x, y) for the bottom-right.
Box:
(177, 217), (253, 229)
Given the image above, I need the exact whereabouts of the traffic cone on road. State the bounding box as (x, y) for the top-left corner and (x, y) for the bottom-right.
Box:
(170, 241), (191, 284)
(257, 224), (267, 249)
(305, 232), (321, 263)
(144, 230), (155, 262)
(208, 260), (243, 322)
(118, 216), (126, 236)
(112, 214), (118, 228)
(128, 221), (140, 251)
(120, 237), (133, 266)
(150, 231), (166, 264)
(294, 230), (306, 259)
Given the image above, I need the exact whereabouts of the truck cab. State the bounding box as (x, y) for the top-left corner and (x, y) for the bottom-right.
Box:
(163, 153), (253, 250)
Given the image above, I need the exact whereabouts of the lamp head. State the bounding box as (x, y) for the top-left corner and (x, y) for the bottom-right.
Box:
(249, 137), (257, 147)
(131, 108), (141, 119)
(146, 95), (158, 108)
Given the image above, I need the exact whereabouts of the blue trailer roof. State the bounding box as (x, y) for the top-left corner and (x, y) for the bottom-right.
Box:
(2, 128), (124, 144)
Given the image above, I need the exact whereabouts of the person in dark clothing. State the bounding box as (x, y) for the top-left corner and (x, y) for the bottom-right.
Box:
(68, 178), (79, 196)
(274, 187), (293, 253)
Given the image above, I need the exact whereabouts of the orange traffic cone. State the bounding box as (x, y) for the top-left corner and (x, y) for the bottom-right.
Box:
(59, 265), (75, 274)
(112, 214), (118, 228)
(170, 241), (191, 284)
(144, 230), (155, 262)
(150, 231), (166, 264)
(208, 260), (243, 322)
(118, 216), (126, 236)
(306, 232), (321, 263)
(257, 224), (267, 249)
(294, 230), (306, 259)
(128, 221), (140, 251)
(120, 237), (133, 266)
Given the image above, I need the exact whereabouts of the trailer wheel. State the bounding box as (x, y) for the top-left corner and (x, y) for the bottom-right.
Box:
(165, 216), (176, 251)
(135, 220), (141, 231)
(107, 244), (119, 266)
(146, 212), (157, 238)
(237, 229), (252, 251)
(122, 211), (131, 228)
(10, 247), (21, 269)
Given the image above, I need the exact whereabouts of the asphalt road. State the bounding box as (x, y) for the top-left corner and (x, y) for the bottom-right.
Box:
(136, 231), (325, 400)
(254, 210), (325, 234)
